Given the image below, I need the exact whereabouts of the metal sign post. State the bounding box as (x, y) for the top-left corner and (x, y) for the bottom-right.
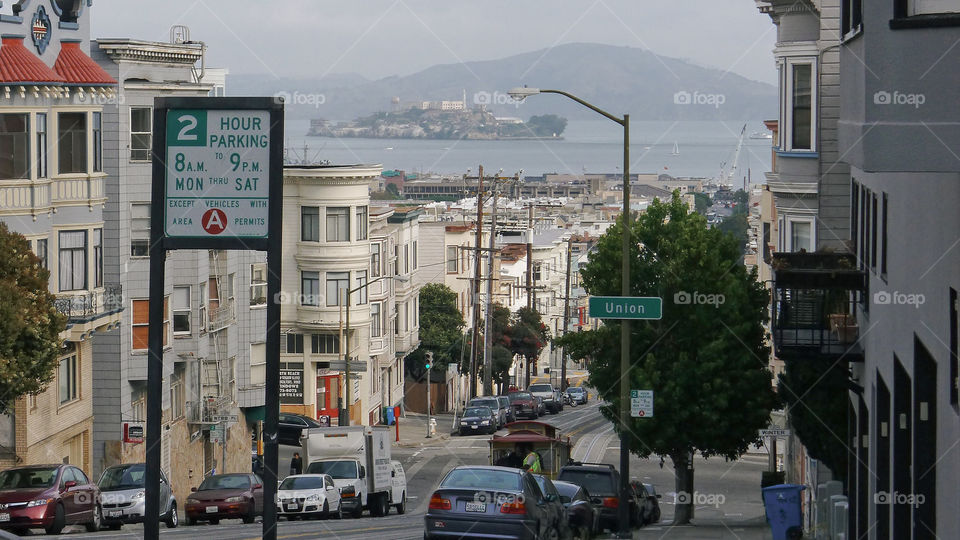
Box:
(148, 97), (283, 540)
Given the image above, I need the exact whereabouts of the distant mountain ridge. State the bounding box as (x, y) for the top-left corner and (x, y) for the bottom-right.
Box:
(228, 43), (776, 123)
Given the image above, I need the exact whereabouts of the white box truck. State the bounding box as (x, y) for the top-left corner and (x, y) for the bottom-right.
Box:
(301, 425), (402, 518)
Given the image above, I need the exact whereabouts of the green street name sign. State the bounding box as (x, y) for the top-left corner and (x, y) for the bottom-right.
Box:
(588, 296), (663, 320)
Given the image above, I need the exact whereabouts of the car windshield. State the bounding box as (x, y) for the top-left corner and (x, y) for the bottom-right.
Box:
(509, 392), (532, 401)
(0, 467), (58, 489)
(279, 476), (325, 490)
(441, 468), (521, 492)
(306, 460), (358, 479)
(558, 470), (615, 496)
(99, 464), (145, 490)
(198, 474), (250, 491)
(529, 384), (552, 392)
(464, 407), (490, 417)
(568, 387), (584, 393)
(470, 399), (497, 409)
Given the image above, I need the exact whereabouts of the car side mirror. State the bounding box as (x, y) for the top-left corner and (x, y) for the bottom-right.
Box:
(327, 485), (334, 491)
(253, 483), (263, 490)
(359, 466), (366, 479)
(546, 494), (557, 502)
(62, 481), (77, 491)
(191, 487), (198, 492)
(656, 494), (662, 499)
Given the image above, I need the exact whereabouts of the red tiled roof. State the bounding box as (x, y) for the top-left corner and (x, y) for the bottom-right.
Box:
(0, 36), (64, 84)
(53, 41), (116, 85)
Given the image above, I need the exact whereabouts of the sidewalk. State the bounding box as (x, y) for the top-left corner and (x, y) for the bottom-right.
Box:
(392, 411), (456, 447)
(625, 516), (772, 539)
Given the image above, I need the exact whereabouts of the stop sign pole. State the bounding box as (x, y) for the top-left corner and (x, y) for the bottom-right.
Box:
(148, 97), (283, 540)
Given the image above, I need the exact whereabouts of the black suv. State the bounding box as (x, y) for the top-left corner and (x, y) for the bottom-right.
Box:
(557, 462), (642, 532)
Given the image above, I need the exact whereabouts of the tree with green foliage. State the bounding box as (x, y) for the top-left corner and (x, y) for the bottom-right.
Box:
(508, 307), (550, 386)
(693, 193), (712, 214)
(717, 212), (748, 254)
(0, 222), (65, 414)
(407, 284), (465, 381)
(557, 193), (777, 524)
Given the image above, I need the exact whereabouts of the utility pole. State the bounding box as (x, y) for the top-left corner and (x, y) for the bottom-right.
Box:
(525, 204), (534, 387)
(483, 175), (498, 397)
(425, 351), (433, 438)
(561, 237), (572, 391)
(469, 165), (484, 399)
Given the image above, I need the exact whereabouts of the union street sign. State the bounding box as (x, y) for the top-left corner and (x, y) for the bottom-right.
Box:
(588, 296), (663, 320)
(164, 109), (270, 239)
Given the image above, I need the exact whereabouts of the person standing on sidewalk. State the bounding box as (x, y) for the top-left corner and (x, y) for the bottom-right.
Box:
(290, 452), (303, 475)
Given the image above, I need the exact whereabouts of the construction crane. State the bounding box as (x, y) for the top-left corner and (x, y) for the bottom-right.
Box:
(719, 124), (747, 188)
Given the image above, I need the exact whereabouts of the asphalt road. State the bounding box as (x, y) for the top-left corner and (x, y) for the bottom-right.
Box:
(32, 400), (770, 539)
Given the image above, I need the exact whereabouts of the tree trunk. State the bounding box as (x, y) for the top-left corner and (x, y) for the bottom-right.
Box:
(672, 451), (695, 525)
(524, 357), (530, 388)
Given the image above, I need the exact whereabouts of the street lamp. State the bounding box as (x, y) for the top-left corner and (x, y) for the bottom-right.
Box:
(339, 274), (408, 426)
(508, 86), (632, 539)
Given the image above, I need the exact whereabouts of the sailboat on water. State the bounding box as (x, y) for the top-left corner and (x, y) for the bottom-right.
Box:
(670, 142), (680, 156)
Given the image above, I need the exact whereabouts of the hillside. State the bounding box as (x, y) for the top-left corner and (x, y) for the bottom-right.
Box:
(229, 43), (776, 122)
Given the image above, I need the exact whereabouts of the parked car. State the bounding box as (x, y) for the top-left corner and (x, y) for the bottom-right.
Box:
(629, 481), (655, 526)
(467, 397), (506, 429)
(529, 383), (561, 414)
(565, 387), (588, 405)
(507, 391), (538, 420)
(185, 473), (264, 525)
(557, 463), (641, 532)
(458, 406), (497, 435)
(389, 460), (407, 514)
(276, 474), (341, 520)
(424, 465), (556, 540)
(640, 482), (661, 524)
(497, 395), (517, 423)
(0, 464), (102, 535)
(278, 413), (323, 446)
(531, 474), (571, 539)
(554, 480), (599, 540)
(98, 463), (178, 529)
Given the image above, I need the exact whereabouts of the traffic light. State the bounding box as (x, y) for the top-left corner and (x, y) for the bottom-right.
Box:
(425, 351), (433, 370)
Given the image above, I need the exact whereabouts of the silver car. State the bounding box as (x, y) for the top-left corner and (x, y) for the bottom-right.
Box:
(467, 397), (506, 429)
(98, 463), (178, 529)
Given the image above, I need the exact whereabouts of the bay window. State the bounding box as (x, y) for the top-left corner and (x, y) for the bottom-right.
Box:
(780, 57), (817, 152)
(58, 230), (87, 291)
(0, 113), (29, 179)
(58, 112), (87, 174)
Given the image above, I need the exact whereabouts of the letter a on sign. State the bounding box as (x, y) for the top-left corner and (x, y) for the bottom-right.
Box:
(202, 208), (227, 235)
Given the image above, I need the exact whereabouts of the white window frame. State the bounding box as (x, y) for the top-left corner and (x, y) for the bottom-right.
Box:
(371, 302), (383, 337)
(250, 263), (267, 307)
(58, 354), (79, 405)
(911, 0), (960, 14)
(130, 107), (152, 161)
(326, 272), (349, 307)
(777, 52), (818, 153)
(172, 285), (191, 335)
(785, 216), (816, 252)
(370, 242), (382, 278)
(354, 270), (368, 305)
(326, 207), (350, 242)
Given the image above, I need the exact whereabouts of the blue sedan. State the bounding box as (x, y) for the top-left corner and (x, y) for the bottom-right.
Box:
(425, 466), (559, 540)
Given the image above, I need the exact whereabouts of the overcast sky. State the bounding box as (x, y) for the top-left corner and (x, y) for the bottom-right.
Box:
(88, 0), (777, 84)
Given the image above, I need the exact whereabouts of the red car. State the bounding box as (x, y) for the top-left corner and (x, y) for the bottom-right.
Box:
(0, 464), (101, 535)
(185, 473), (264, 525)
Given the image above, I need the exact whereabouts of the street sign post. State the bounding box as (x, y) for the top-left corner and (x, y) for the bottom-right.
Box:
(148, 97), (283, 540)
(588, 296), (662, 320)
(212, 414), (239, 424)
(630, 389), (654, 418)
(759, 428), (790, 438)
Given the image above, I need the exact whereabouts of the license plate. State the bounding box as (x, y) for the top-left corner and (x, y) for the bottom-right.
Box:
(108, 510), (123, 518)
(464, 502), (485, 513)
(471, 425), (478, 429)
(206, 506), (218, 513)
(286, 503), (299, 510)
(0, 513), (8, 522)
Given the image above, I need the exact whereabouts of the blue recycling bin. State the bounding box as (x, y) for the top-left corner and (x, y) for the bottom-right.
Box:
(762, 484), (805, 540)
(386, 407), (396, 425)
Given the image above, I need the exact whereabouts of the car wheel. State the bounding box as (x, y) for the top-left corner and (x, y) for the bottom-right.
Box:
(352, 496), (363, 518)
(108, 523), (122, 530)
(209, 518), (220, 525)
(85, 504), (102, 532)
(544, 522), (560, 540)
(185, 514), (196, 526)
(242, 501), (256, 524)
(336, 500), (343, 519)
(395, 491), (406, 514)
(165, 502), (179, 528)
(45, 503), (65, 535)
(652, 508), (661, 522)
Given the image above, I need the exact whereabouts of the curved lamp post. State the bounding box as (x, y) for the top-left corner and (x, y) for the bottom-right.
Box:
(508, 87), (632, 539)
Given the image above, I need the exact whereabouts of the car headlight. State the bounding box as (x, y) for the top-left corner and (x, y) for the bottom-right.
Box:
(480, 420), (489, 425)
(26, 499), (52, 508)
(131, 490), (146, 500)
(225, 496), (245, 503)
(306, 494), (320, 502)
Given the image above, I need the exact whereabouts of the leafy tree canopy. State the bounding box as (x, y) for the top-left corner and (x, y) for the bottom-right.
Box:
(557, 193), (776, 521)
(407, 283), (465, 381)
(0, 223), (65, 414)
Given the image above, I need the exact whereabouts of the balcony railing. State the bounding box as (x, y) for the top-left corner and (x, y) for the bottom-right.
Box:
(771, 252), (866, 361)
(208, 298), (235, 331)
(54, 284), (123, 322)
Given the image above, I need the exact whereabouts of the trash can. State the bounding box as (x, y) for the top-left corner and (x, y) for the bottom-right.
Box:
(386, 407), (396, 425)
(762, 483), (805, 540)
